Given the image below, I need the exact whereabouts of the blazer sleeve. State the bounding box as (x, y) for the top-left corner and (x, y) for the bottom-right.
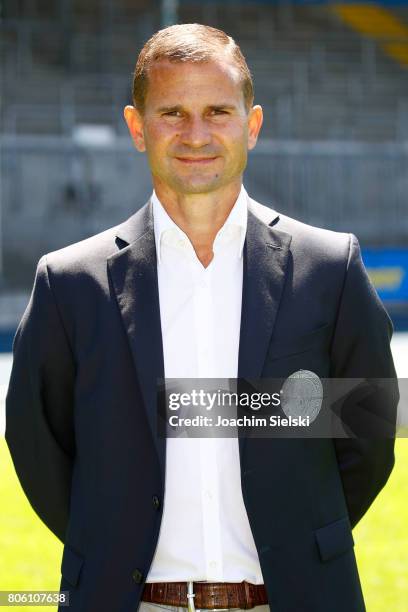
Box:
(5, 255), (75, 543)
(330, 234), (399, 529)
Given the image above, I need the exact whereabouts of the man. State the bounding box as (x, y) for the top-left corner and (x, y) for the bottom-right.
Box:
(6, 23), (398, 612)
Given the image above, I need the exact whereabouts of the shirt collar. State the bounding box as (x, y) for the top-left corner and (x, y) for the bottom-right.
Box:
(151, 184), (248, 265)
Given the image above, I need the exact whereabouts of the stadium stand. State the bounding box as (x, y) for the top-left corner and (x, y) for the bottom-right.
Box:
(2, 1), (408, 139)
(0, 1), (407, 297)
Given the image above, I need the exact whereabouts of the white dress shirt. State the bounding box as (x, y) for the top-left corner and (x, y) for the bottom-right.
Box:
(145, 185), (264, 585)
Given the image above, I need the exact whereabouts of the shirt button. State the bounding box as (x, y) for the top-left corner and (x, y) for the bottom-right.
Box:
(209, 561), (217, 569)
(132, 569), (144, 583)
(205, 490), (213, 500)
(152, 495), (160, 510)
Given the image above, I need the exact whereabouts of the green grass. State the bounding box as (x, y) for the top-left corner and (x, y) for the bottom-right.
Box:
(353, 438), (408, 611)
(0, 438), (62, 612)
(0, 438), (407, 611)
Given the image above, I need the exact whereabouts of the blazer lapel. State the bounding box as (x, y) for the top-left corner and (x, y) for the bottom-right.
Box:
(107, 201), (166, 479)
(238, 199), (292, 460)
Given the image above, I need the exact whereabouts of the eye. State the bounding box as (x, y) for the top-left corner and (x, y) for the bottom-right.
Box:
(163, 111), (182, 118)
(210, 109), (228, 115)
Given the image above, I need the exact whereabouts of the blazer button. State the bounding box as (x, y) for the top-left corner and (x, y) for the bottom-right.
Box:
(152, 495), (160, 510)
(132, 569), (144, 584)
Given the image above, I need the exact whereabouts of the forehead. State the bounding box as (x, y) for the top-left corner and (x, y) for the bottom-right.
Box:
(145, 58), (244, 107)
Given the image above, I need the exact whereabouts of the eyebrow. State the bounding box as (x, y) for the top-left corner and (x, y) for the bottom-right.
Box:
(156, 104), (237, 113)
(156, 105), (183, 114)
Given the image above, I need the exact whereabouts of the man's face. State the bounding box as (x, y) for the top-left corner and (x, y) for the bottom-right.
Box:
(124, 57), (263, 196)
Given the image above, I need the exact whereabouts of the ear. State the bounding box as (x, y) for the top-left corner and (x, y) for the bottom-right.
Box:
(247, 105), (263, 151)
(123, 105), (146, 152)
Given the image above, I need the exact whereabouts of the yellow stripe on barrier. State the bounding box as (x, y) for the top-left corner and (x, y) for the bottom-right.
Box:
(333, 4), (408, 67)
(366, 266), (405, 291)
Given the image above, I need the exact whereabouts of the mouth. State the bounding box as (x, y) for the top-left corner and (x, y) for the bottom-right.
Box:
(174, 156), (219, 165)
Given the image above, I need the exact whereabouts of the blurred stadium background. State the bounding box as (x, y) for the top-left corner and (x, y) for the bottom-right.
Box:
(0, 1), (407, 611)
(0, 0), (408, 342)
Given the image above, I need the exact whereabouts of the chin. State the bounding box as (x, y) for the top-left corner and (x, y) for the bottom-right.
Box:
(172, 177), (226, 195)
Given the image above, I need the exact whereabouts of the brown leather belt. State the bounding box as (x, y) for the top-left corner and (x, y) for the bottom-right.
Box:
(141, 581), (268, 609)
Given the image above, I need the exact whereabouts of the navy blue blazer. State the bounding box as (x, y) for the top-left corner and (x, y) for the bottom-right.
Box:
(5, 196), (398, 612)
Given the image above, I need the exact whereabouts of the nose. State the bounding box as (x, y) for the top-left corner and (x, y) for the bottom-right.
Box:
(180, 116), (211, 148)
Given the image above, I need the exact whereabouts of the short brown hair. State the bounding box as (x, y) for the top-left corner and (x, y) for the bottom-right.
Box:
(132, 23), (254, 114)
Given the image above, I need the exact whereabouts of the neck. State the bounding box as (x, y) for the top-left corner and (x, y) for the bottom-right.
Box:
(153, 180), (243, 268)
